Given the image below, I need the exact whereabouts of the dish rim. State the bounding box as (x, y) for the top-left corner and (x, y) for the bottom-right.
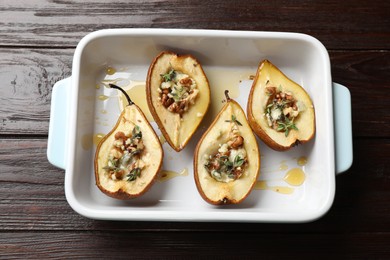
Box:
(64, 28), (335, 222)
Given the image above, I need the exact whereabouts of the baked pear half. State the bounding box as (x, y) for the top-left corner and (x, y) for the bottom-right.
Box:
(194, 91), (260, 205)
(146, 51), (211, 152)
(247, 60), (316, 151)
(94, 84), (163, 199)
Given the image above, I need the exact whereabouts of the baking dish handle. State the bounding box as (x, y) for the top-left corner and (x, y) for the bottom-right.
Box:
(47, 77), (71, 170)
(333, 82), (353, 174)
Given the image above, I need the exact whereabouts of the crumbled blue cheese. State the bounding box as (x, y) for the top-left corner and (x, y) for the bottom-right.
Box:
(114, 140), (122, 148)
(229, 148), (246, 163)
(271, 107), (282, 121)
(161, 81), (172, 89)
(211, 170), (234, 183)
(218, 143), (229, 154)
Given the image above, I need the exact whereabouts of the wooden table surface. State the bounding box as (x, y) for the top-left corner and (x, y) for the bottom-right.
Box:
(1, 0), (389, 258)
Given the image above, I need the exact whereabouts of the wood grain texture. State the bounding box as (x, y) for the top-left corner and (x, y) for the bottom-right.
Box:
(0, 48), (72, 135)
(330, 51), (390, 137)
(0, 232), (389, 259)
(0, 0), (389, 49)
(0, 139), (389, 233)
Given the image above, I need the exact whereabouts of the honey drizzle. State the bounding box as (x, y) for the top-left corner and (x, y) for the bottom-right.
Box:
(106, 67), (116, 75)
(158, 168), (188, 182)
(254, 181), (294, 194)
(124, 83), (154, 122)
(297, 156), (308, 166)
(255, 156), (308, 194)
(204, 67), (254, 120)
(283, 168), (305, 186)
(93, 133), (105, 146)
(98, 95), (109, 101)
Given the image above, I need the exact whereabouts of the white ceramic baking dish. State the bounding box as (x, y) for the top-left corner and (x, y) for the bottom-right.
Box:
(47, 29), (353, 222)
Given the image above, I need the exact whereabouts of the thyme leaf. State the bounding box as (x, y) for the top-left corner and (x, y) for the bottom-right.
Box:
(277, 118), (298, 137)
(131, 125), (142, 140)
(225, 115), (243, 126)
(160, 69), (176, 82)
(127, 167), (141, 182)
(219, 155), (229, 160)
(103, 165), (118, 171)
(233, 155), (244, 168)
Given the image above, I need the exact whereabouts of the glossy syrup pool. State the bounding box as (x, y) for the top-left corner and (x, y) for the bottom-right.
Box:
(254, 156), (308, 194)
(157, 168), (189, 182)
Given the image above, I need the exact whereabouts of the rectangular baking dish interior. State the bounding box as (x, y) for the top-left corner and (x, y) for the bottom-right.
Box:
(66, 29), (335, 222)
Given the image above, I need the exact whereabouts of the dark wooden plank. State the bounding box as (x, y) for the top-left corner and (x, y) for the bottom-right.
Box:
(0, 0), (389, 49)
(0, 138), (389, 233)
(0, 232), (389, 259)
(0, 48), (72, 135)
(0, 49), (388, 137)
(330, 51), (390, 137)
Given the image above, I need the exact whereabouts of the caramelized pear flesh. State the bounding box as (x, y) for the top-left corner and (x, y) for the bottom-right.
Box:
(95, 85), (163, 199)
(247, 60), (316, 151)
(146, 51), (211, 152)
(194, 91), (260, 205)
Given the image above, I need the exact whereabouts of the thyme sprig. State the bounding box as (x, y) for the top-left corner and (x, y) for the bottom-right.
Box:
(127, 167), (141, 182)
(225, 115), (243, 126)
(277, 118), (298, 137)
(103, 158), (120, 171)
(233, 155), (245, 168)
(205, 154), (244, 179)
(161, 69), (176, 82)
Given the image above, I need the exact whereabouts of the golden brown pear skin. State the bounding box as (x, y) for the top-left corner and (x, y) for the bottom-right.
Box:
(146, 51), (211, 152)
(194, 91), (260, 205)
(94, 85), (163, 200)
(247, 60), (316, 151)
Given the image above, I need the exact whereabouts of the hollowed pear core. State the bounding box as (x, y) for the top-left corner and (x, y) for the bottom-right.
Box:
(247, 60), (315, 151)
(95, 85), (163, 199)
(146, 51), (210, 152)
(194, 93), (260, 205)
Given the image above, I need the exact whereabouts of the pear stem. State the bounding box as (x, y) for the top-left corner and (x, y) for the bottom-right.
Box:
(109, 84), (134, 105)
(224, 90), (231, 101)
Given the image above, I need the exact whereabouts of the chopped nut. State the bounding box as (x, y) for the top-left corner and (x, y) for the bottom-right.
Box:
(114, 169), (125, 180)
(161, 94), (174, 108)
(179, 77), (192, 87)
(158, 70), (198, 115)
(230, 135), (244, 149)
(168, 102), (180, 113)
(266, 86), (276, 95)
(115, 131), (126, 140)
